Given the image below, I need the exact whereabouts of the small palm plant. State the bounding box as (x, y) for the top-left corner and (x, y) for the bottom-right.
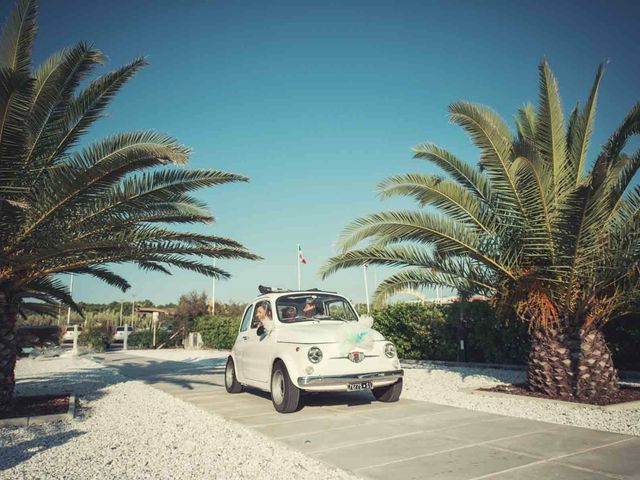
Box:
(322, 59), (639, 401)
(0, 0), (258, 407)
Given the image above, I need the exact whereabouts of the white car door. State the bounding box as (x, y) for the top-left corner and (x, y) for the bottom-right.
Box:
(243, 300), (274, 385)
(234, 304), (254, 382)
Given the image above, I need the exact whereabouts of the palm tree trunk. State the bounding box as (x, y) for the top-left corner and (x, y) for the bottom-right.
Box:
(0, 292), (19, 410)
(575, 328), (619, 399)
(528, 326), (574, 399)
(527, 323), (619, 400)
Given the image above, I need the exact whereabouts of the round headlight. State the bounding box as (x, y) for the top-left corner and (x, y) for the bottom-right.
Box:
(308, 346), (323, 363)
(384, 343), (396, 358)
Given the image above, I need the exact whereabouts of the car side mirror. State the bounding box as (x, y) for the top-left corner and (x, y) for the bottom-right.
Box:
(256, 325), (265, 336)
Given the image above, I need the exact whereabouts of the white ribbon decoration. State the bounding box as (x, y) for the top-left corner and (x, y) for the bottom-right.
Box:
(335, 316), (375, 356)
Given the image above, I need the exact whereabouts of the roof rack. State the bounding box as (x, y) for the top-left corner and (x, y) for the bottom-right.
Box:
(258, 285), (336, 295)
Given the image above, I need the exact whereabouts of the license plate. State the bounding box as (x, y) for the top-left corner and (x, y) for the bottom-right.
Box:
(347, 381), (372, 391)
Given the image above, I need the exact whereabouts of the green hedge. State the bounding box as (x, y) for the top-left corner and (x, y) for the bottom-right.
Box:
(371, 301), (640, 369)
(192, 316), (240, 350)
(373, 303), (457, 360)
(604, 315), (640, 371)
(127, 329), (176, 349)
(372, 301), (528, 364)
(78, 326), (110, 352)
(443, 301), (529, 364)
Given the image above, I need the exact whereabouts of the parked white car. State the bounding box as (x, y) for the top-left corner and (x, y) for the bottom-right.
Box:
(112, 325), (133, 343)
(225, 287), (403, 413)
(61, 325), (83, 343)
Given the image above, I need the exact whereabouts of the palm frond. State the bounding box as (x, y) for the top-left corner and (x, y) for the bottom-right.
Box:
(412, 143), (493, 203)
(0, 68), (33, 192)
(448, 101), (523, 212)
(377, 173), (496, 235)
(336, 210), (515, 279)
(515, 103), (537, 142)
(0, 0), (37, 74)
(568, 63), (604, 182)
(37, 57), (147, 165)
(26, 42), (105, 164)
(535, 58), (568, 198)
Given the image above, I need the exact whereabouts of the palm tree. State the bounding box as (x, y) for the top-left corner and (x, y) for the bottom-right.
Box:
(321, 59), (640, 401)
(0, 0), (259, 407)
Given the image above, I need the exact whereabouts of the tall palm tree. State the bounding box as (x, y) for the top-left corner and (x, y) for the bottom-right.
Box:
(321, 60), (640, 401)
(0, 0), (258, 407)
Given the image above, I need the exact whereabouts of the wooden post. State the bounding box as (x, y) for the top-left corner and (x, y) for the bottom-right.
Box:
(72, 324), (79, 355)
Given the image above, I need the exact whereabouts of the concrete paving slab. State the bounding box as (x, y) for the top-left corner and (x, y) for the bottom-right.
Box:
(314, 431), (466, 471)
(441, 417), (557, 443)
(490, 427), (630, 459)
(282, 420), (426, 453)
(357, 445), (537, 480)
(231, 407), (346, 426)
(557, 438), (640, 477)
(357, 401), (455, 421)
(393, 408), (504, 431)
(481, 461), (612, 480)
(254, 413), (374, 438)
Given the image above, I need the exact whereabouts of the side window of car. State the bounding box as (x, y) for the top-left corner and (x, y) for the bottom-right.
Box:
(240, 305), (253, 332)
(251, 301), (272, 329)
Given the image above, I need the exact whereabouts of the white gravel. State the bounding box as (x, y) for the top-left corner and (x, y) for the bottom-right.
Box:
(401, 362), (640, 437)
(0, 355), (355, 480)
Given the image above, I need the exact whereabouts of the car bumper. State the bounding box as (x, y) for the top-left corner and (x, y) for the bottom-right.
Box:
(297, 369), (403, 388)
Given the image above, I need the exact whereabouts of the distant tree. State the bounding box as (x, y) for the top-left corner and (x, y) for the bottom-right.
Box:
(175, 291), (209, 333)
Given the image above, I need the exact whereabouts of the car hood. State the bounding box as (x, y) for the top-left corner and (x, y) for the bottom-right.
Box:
(276, 321), (385, 344)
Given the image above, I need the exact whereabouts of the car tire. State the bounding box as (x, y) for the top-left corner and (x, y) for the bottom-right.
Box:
(224, 357), (242, 394)
(372, 378), (403, 402)
(270, 361), (300, 413)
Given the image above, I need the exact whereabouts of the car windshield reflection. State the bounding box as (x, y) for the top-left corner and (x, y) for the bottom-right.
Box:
(276, 294), (358, 323)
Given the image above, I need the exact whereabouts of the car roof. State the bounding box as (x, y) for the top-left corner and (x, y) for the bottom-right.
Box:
(251, 290), (347, 303)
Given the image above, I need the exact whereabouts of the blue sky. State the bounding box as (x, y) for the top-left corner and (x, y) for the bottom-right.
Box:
(9, 0), (640, 305)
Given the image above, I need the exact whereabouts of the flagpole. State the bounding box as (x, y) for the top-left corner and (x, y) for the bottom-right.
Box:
(297, 244), (301, 290)
(363, 264), (370, 315)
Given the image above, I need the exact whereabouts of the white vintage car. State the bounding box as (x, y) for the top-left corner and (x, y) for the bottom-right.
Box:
(225, 287), (403, 413)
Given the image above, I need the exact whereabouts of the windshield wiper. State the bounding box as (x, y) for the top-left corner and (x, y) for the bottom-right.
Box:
(313, 315), (347, 322)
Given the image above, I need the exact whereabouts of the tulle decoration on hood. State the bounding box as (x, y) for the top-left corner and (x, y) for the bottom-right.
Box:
(335, 316), (375, 355)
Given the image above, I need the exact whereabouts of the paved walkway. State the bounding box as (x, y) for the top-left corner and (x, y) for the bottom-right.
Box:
(95, 352), (640, 480)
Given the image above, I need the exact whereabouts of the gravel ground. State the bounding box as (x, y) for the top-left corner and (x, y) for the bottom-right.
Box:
(401, 362), (640, 437)
(0, 355), (355, 480)
(121, 349), (640, 436)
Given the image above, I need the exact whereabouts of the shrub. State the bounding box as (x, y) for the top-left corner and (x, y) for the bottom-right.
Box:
(604, 315), (640, 371)
(127, 328), (175, 349)
(372, 303), (457, 360)
(78, 326), (110, 352)
(444, 301), (529, 365)
(193, 316), (240, 350)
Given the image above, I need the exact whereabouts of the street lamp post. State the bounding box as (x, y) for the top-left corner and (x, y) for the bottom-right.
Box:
(363, 264), (370, 315)
(211, 258), (216, 316)
(66, 273), (74, 325)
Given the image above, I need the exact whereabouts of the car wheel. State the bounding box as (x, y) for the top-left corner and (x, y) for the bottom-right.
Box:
(270, 361), (300, 413)
(372, 378), (403, 402)
(224, 357), (242, 393)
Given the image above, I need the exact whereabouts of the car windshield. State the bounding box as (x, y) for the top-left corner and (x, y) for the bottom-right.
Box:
(276, 293), (358, 323)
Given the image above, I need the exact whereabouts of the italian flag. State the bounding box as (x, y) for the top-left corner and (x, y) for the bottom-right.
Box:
(298, 245), (307, 265)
